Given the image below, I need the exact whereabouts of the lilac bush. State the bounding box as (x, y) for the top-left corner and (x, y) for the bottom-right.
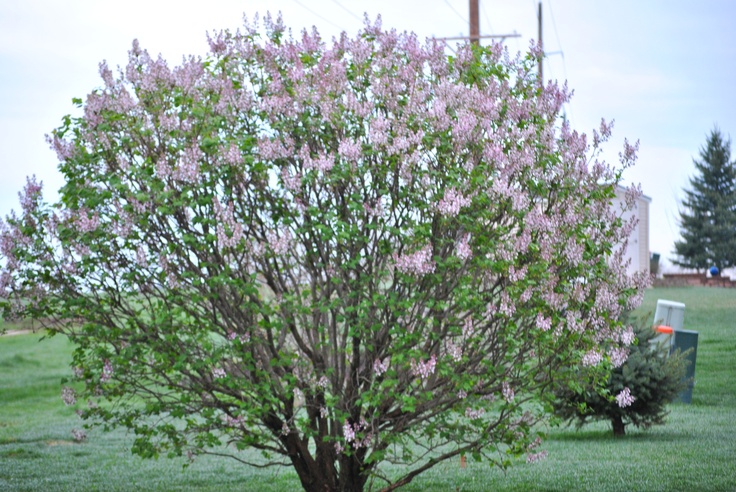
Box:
(0, 14), (648, 492)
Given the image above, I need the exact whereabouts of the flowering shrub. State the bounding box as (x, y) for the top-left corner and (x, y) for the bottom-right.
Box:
(0, 14), (647, 492)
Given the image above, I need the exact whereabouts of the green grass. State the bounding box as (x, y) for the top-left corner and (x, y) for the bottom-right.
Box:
(2, 287), (736, 491)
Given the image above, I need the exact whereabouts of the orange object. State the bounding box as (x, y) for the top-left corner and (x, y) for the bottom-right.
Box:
(655, 325), (673, 334)
(460, 455), (467, 469)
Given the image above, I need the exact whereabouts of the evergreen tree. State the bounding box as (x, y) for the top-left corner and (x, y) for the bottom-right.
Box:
(673, 128), (736, 271)
(554, 316), (689, 437)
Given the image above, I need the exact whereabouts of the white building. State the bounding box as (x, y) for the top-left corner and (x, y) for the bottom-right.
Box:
(612, 186), (652, 276)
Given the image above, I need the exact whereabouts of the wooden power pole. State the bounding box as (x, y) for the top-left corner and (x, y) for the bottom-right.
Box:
(537, 1), (543, 82)
(469, 0), (480, 45)
(437, 1), (520, 45)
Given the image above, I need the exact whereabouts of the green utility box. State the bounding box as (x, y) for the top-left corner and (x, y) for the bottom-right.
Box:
(671, 329), (698, 404)
(652, 299), (698, 404)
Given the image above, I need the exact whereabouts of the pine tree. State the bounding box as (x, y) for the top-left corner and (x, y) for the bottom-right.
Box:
(553, 316), (689, 437)
(673, 128), (736, 272)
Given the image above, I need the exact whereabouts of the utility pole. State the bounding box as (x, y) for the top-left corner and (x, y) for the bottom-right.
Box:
(436, 1), (520, 45)
(537, 1), (543, 83)
(469, 0), (480, 45)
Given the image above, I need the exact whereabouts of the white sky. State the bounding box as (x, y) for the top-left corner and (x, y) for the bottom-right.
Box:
(1, 0), (735, 268)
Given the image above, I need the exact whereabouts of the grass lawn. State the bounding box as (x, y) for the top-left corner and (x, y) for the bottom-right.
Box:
(1, 287), (735, 491)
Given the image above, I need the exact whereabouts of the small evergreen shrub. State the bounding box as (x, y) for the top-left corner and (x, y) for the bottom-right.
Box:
(554, 315), (689, 436)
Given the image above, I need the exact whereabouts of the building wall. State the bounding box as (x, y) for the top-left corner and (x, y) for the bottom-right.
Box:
(613, 187), (651, 276)
(638, 198), (650, 275)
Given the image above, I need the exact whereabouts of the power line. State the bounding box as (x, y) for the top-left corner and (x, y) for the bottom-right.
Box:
(546, 0), (563, 53)
(480, 0), (495, 35)
(438, 33), (520, 42)
(546, 0), (569, 82)
(442, 0), (468, 25)
(292, 0), (344, 30)
(329, 0), (363, 23)
(445, 1), (519, 46)
(530, 0), (538, 18)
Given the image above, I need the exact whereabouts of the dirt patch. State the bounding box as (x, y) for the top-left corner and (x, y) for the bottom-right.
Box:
(1, 329), (36, 337)
(46, 440), (77, 446)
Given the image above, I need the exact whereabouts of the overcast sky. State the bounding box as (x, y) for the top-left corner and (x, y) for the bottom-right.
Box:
(1, 0), (735, 269)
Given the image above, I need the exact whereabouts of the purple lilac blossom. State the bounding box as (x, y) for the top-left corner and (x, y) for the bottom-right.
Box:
(616, 387), (636, 408)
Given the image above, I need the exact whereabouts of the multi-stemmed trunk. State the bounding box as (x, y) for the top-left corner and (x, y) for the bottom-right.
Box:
(286, 439), (370, 492)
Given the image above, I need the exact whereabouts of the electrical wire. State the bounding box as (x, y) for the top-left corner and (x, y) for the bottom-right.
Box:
(546, 0), (569, 83)
(292, 0), (344, 30)
(329, 0), (363, 22)
(480, 0), (495, 35)
(544, 0), (571, 120)
(442, 0), (468, 25)
(546, 0), (563, 55)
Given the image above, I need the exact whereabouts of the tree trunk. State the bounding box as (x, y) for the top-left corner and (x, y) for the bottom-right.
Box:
(337, 452), (369, 492)
(287, 440), (369, 492)
(611, 415), (626, 437)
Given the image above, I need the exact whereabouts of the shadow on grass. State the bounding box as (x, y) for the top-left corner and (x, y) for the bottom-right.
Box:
(0, 448), (44, 459)
(0, 353), (42, 368)
(549, 426), (692, 443)
(0, 435), (80, 445)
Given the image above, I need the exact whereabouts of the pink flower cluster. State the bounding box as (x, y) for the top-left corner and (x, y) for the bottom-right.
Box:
(462, 318), (475, 339)
(100, 359), (113, 383)
(47, 134), (75, 161)
(280, 168), (302, 193)
(174, 145), (202, 183)
(363, 200), (384, 219)
(317, 375), (329, 389)
(267, 228), (292, 256)
(223, 143), (242, 165)
(61, 386), (77, 406)
(337, 139), (362, 162)
(303, 150), (334, 172)
(535, 313), (552, 332)
(394, 245), (435, 275)
(214, 198), (244, 249)
(502, 382), (515, 403)
(608, 347), (629, 368)
(342, 420), (356, 442)
(410, 354), (437, 381)
(227, 330), (250, 344)
(445, 340), (463, 362)
(499, 292), (516, 317)
(343, 418), (371, 448)
(373, 358), (389, 377)
(19, 176), (43, 214)
(75, 210), (100, 233)
(71, 428), (87, 442)
(455, 234), (472, 261)
(581, 350), (603, 367)
(436, 188), (471, 217)
(135, 245), (147, 267)
(526, 450), (548, 464)
(619, 327), (636, 346)
(225, 414), (244, 427)
(615, 387), (635, 408)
